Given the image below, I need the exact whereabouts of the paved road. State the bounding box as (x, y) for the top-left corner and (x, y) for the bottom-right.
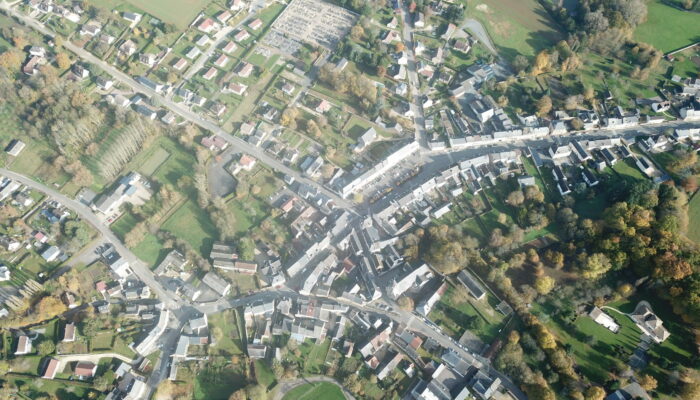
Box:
(272, 376), (356, 400)
(462, 19), (496, 54)
(399, 5), (428, 148)
(0, 3), (356, 213)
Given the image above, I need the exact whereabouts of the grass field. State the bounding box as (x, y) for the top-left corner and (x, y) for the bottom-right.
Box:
(208, 309), (244, 357)
(137, 147), (170, 176)
(430, 284), (505, 343)
(282, 382), (345, 400)
(161, 200), (218, 256)
(254, 360), (276, 389)
(466, 0), (562, 59)
(88, 0), (215, 29)
(634, 0), (700, 53)
(687, 193), (700, 242)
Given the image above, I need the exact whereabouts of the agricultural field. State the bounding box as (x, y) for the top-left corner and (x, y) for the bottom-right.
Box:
(634, 0), (700, 53)
(466, 0), (563, 59)
(282, 382), (345, 400)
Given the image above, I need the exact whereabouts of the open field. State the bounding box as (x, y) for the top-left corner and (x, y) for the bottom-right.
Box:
(687, 193), (700, 242)
(634, 0), (700, 53)
(430, 284), (505, 344)
(161, 200), (218, 256)
(87, 0), (215, 29)
(282, 382), (345, 400)
(466, 0), (562, 59)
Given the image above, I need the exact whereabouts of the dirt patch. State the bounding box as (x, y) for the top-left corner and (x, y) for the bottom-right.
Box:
(475, 3), (490, 12)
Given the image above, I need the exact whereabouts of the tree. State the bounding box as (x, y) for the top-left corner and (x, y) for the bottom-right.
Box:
(0, 360), (9, 376)
(0, 50), (22, 70)
(584, 386), (606, 400)
(56, 52), (71, 70)
(245, 384), (266, 400)
(507, 190), (525, 206)
(350, 24), (365, 41)
(581, 253), (611, 279)
(37, 340), (56, 356)
(536, 96), (552, 117)
(513, 55), (529, 73)
(397, 295), (414, 311)
(637, 374), (657, 391)
(534, 276), (555, 295)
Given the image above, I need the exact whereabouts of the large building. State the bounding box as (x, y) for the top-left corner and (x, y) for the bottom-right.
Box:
(93, 172), (152, 220)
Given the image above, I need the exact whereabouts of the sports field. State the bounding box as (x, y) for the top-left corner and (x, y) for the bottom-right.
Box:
(467, 0), (562, 59)
(282, 382), (345, 400)
(634, 0), (700, 53)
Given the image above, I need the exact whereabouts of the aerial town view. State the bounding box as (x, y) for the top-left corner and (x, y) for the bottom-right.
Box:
(0, 0), (698, 399)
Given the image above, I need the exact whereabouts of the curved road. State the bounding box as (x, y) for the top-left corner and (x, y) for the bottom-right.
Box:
(273, 376), (356, 400)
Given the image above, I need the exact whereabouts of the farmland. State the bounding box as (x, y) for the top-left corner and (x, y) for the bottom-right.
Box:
(634, 0), (700, 53)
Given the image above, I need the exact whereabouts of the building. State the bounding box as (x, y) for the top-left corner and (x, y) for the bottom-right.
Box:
(247, 344), (268, 359)
(93, 172), (152, 218)
(234, 29), (251, 42)
(605, 382), (651, 400)
(589, 306), (619, 332)
(355, 127), (377, 152)
(63, 322), (76, 342)
(197, 17), (217, 33)
(417, 281), (448, 315)
(469, 370), (501, 400)
(248, 18), (263, 30)
(629, 301), (670, 343)
(75, 362), (97, 378)
(134, 310), (170, 355)
(290, 319), (327, 342)
(236, 62), (254, 78)
(202, 272), (231, 296)
(203, 67), (218, 80)
(41, 246), (61, 262)
(229, 154), (257, 175)
(457, 270), (486, 300)
(390, 264), (434, 299)
(15, 335), (32, 355)
(42, 358), (59, 379)
(5, 140), (25, 157)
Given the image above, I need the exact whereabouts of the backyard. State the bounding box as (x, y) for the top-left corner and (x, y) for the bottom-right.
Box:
(687, 193), (700, 242)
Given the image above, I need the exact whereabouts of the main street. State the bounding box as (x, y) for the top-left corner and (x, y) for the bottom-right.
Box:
(399, 3), (428, 148)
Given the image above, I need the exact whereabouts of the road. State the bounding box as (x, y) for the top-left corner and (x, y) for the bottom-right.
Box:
(0, 168), (183, 309)
(183, 25), (235, 80)
(399, 4), (428, 148)
(462, 19), (497, 54)
(0, 2), (357, 213)
(272, 376), (356, 400)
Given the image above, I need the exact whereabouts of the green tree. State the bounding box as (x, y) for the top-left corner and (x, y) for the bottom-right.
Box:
(37, 340), (56, 356)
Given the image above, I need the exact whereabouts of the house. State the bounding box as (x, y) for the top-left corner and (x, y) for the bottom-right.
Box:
(581, 168), (599, 187)
(72, 64), (89, 79)
(210, 103), (227, 117)
(414, 12), (425, 28)
(134, 104), (157, 120)
(517, 175), (536, 188)
(222, 41), (237, 54)
(390, 264), (433, 299)
(202, 272), (231, 296)
(29, 46), (46, 57)
(15, 335), (32, 355)
(248, 18), (263, 30)
(417, 281), (448, 315)
(236, 62), (254, 78)
(354, 128), (377, 152)
(122, 12), (141, 24)
(42, 359), (59, 379)
(247, 344), (268, 359)
(457, 270), (486, 300)
(213, 54), (229, 68)
(63, 322), (76, 342)
(629, 301), (670, 343)
(315, 99), (332, 113)
(75, 362), (97, 378)
(387, 17), (398, 29)
(229, 154), (257, 175)
(119, 40), (137, 56)
(453, 39), (471, 53)
(281, 82), (295, 96)
(230, 0), (244, 10)
(382, 30), (401, 44)
(62, 292), (78, 309)
(0, 266), (10, 281)
(197, 18), (217, 33)
(203, 67), (218, 81)
(216, 10), (232, 24)
(79, 21), (101, 36)
(589, 306), (619, 332)
(469, 98), (494, 123)
(5, 140), (25, 157)
(171, 58), (187, 72)
(22, 56), (42, 76)
(41, 246), (61, 262)
(469, 370), (501, 400)
(240, 122), (256, 136)
(93, 172), (152, 218)
(234, 29), (251, 42)
(442, 23), (457, 40)
(186, 47), (201, 60)
(226, 82), (248, 95)
(335, 58), (348, 71)
(95, 76), (113, 90)
(605, 382), (651, 400)
(196, 35), (211, 47)
(290, 319), (327, 342)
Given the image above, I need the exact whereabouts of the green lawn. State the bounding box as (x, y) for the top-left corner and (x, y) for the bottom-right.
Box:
(634, 0), (700, 53)
(282, 382), (345, 400)
(687, 193), (700, 242)
(208, 309), (244, 357)
(161, 200), (218, 256)
(88, 0), (217, 29)
(466, 0), (563, 59)
(254, 359), (276, 389)
(137, 147), (170, 177)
